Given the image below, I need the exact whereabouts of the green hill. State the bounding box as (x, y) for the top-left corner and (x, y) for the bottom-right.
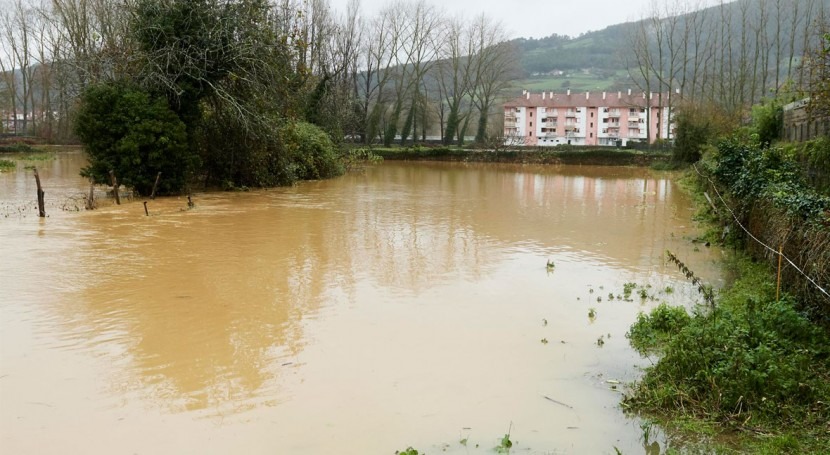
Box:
(509, 0), (830, 95)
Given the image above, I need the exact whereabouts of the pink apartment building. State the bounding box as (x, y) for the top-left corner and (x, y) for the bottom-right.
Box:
(503, 89), (676, 147)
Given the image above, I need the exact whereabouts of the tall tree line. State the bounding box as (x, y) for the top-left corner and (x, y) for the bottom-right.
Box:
(626, 0), (830, 140)
(0, 0), (517, 146)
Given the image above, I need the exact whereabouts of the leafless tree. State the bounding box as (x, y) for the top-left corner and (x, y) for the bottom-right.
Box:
(468, 14), (515, 143)
(435, 15), (473, 145)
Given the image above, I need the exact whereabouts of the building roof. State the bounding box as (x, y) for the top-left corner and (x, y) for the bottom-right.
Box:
(504, 90), (677, 109)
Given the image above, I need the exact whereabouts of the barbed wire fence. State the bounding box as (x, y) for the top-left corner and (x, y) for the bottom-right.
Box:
(692, 163), (830, 303)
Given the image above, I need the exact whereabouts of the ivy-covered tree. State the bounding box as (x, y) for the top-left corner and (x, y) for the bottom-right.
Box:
(75, 82), (197, 195)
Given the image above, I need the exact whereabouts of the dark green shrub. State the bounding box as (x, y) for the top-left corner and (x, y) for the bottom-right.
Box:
(74, 82), (197, 195)
(711, 136), (830, 222)
(198, 117), (343, 189)
(0, 143), (36, 154)
(627, 259), (830, 428)
(751, 99), (783, 146)
(281, 121), (344, 181)
(627, 304), (692, 354)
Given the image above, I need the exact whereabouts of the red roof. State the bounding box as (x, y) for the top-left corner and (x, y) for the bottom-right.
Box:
(504, 91), (677, 109)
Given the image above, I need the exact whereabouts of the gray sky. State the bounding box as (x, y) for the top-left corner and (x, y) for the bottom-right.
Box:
(328, 0), (666, 39)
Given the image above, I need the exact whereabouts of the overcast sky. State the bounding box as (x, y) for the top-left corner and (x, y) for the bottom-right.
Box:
(328, 0), (670, 39)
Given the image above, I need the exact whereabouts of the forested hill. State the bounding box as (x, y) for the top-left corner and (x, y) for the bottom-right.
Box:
(515, 25), (630, 75)
(510, 0), (830, 92)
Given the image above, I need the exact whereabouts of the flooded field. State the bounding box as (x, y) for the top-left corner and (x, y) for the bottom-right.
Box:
(0, 151), (724, 454)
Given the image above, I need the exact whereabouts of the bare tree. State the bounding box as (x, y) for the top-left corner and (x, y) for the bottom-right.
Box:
(468, 14), (515, 143)
(1, 0), (36, 134)
(436, 15), (473, 145)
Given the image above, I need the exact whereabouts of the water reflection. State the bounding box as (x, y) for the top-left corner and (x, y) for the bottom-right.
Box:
(0, 155), (723, 454)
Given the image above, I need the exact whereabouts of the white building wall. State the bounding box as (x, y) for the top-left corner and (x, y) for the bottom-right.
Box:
(515, 107), (526, 137)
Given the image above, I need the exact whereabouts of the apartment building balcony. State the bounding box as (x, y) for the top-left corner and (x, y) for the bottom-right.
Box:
(565, 110), (578, 117)
(504, 121), (517, 128)
(608, 122), (621, 127)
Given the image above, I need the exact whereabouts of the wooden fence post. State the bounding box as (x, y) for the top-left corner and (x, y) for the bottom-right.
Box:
(86, 179), (95, 210)
(33, 168), (45, 217)
(777, 244), (784, 301)
(109, 170), (121, 205)
(150, 172), (161, 200)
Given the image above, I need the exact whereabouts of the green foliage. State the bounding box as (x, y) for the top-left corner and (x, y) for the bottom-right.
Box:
(343, 148), (383, 171)
(787, 137), (830, 195)
(622, 282), (637, 300)
(0, 159), (15, 170)
(751, 99), (784, 146)
(627, 304), (691, 354)
(672, 109), (713, 163)
(712, 136), (830, 222)
(626, 257), (830, 432)
(281, 121), (345, 181)
(395, 447), (419, 455)
(199, 117), (343, 188)
(0, 143), (36, 154)
(496, 433), (513, 453)
(132, 0), (294, 124)
(74, 82), (197, 195)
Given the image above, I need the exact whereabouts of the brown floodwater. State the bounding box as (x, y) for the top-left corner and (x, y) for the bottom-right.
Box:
(0, 151), (724, 454)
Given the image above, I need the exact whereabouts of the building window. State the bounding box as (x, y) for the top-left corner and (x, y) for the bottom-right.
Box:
(590, 133), (593, 138)
(530, 111), (533, 117)
(530, 131), (533, 137)
(603, 118), (608, 123)
(530, 122), (533, 127)
(590, 112), (594, 118)
(590, 122), (593, 127)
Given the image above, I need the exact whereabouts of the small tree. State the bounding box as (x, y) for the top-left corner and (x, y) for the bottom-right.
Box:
(751, 99), (784, 146)
(673, 110), (711, 163)
(75, 83), (197, 196)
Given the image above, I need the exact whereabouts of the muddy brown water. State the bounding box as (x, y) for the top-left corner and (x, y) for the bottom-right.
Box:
(0, 151), (724, 454)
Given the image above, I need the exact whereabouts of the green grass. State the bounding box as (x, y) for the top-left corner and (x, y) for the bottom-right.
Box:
(509, 70), (631, 93)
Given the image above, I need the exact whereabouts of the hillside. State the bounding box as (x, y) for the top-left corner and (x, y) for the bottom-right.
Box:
(509, 0), (830, 95)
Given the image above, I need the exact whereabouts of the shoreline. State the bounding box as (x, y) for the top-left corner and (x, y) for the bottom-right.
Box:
(373, 147), (673, 166)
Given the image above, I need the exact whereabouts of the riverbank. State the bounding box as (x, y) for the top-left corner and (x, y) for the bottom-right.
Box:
(623, 139), (830, 454)
(372, 146), (673, 167)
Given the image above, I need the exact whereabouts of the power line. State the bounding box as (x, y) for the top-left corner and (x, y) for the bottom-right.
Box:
(692, 163), (830, 301)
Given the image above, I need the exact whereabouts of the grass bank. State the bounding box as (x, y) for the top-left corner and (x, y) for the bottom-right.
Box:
(371, 146), (672, 167)
(624, 136), (830, 454)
